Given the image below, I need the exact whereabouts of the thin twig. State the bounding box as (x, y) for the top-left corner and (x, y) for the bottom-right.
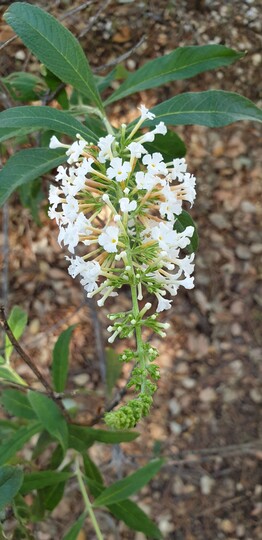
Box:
(94, 35), (146, 73)
(59, 1), (94, 21)
(86, 296), (106, 383)
(0, 306), (71, 421)
(0, 34), (16, 52)
(78, 0), (111, 38)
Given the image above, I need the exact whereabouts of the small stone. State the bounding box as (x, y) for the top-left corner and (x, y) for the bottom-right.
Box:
(255, 485), (262, 496)
(235, 245), (251, 260)
(230, 360), (244, 378)
(168, 399), (181, 416)
(223, 388), (239, 403)
(250, 388), (262, 404)
(231, 322), (242, 337)
(209, 213), (230, 230)
(28, 318), (40, 335)
(172, 476), (185, 495)
(252, 53), (261, 66)
(15, 49), (26, 61)
(158, 516), (174, 534)
(240, 200), (256, 213)
(220, 519), (235, 533)
(250, 243), (262, 254)
(199, 387), (217, 403)
(230, 300), (244, 316)
(182, 377), (196, 389)
(170, 421), (183, 435)
(200, 475), (215, 495)
(236, 524), (245, 537)
(73, 373), (90, 386)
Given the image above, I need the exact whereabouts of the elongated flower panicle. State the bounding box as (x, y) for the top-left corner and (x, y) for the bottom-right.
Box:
(49, 104), (197, 429)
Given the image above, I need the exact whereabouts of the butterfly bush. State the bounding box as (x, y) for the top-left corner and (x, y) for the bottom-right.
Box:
(49, 105), (196, 429)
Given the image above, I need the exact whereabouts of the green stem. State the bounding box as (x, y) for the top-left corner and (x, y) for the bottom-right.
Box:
(128, 252), (147, 391)
(75, 456), (104, 540)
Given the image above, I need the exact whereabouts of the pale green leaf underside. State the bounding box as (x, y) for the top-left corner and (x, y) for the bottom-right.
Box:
(0, 466), (24, 511)
(0, 148), (65, 206)
(4, 2), (103, 111)
(143, 91), (262, 127)
(0, 106), (97, 143)
(105, 45), (243, 104)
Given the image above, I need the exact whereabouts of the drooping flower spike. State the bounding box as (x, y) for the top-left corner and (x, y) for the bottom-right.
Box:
(49, 104), (197, 428)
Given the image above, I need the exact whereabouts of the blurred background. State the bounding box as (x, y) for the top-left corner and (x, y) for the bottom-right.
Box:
(0, 1), (262, 538)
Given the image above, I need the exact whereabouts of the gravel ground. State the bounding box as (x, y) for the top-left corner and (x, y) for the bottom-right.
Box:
(0, 1), (262, 539)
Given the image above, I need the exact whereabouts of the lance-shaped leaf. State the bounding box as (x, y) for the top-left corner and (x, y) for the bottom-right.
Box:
(143, 91), (262, 128)
(1, 389), (36, 420)
(93, 458), (163, 507)
(0, 466), (24, 511)
(144, 130), (186, 160)
(105, 45), (244, 104)
(4, 3), (104, 112)
(68, 424), (139, 452)
(0, 148), (65, 207)
(63, 512), (87, 540)
(0, 423), (42, 466)
(174, 211), (199, 254)
(5, 305), (27, 362)
(0, 106), (97, 143)
(88, 479), (162, 538)
(20, 471), (71, 494)
(52, 326), (75, 393)
(28, 391), (68, 453)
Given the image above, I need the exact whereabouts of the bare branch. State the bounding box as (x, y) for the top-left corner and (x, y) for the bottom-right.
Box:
(94, 35), (146, 74)
(78, 0), (111, 38)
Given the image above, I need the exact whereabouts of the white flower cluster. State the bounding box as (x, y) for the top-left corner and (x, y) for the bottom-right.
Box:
(49, 105), (196, 312)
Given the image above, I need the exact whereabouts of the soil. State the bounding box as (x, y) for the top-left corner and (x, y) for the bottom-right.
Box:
(0, 1), (262, 539)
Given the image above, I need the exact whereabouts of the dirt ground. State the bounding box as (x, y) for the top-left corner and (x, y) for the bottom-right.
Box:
(0, 1), (262, 539)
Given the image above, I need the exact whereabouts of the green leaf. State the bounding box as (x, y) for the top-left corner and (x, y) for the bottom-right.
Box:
(0, 127), (36, 144)
(105, 45), (244, 104)
(0, 422), (42, 466)
(93, 458), (163, 507)
(1, 72), (46, 102)
(105, 348), (121, 400)
(68, 424), (139, 452)
(39, 479), (67, 512)
(0, 106), (97, 143)
(1, 390), (36, 420)
(0, 366), (26, 386)
(144, 90), (262, 128)
(174, 210), (199, 254)
(4, 3), (103, 112)
(62, 512), (86, 540)
(28, 391), (68, 453)
(144, 129), (186, 160)
(82, 454), (103, 485)
(87, 479), (162, 538)
(0, 148), (65, 207)
(0, 466), (24, 511)
(5, 306), (27, 362)
(20, 471), (71, 494)
(52, 326), (75, 393)
(108, 499), (162, 538)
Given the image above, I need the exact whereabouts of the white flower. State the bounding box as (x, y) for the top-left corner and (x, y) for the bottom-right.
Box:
(180, 173), (196, 206)
(80, 261), (101, 292)
(135, 171), (159, 190)
(159, 186), (182, 220)
(107, 157), (131, 182)
(49, 136), (68, 149)
(119, 197), (137, 213)
(98, 225), (119, 253)
(62, 196), (79, 222)
(138, 104), (155, 121)
(127, 142), (147, 158)
(49, 185), (62, 209)
(142, 152), (168, 175)
(138, 122), (167, 144)
(97, 134), (115, 163)
(171, 158), (187, 181)
(155, 293), (173, 312)
(77, 157), (94, 176)
(66, 140), (87, 164)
